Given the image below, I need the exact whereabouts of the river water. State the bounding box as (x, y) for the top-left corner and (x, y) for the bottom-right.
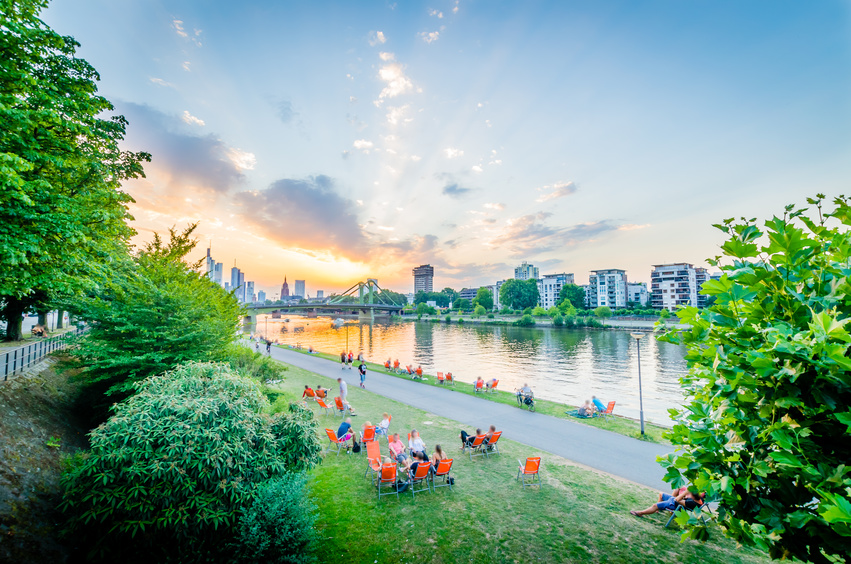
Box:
(252, 315), (689, 425)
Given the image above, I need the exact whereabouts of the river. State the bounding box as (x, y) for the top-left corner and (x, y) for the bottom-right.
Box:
(251, 315), (689, 426)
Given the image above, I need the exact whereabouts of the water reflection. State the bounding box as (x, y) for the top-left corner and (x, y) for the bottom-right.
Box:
(254, 316), (688, 425)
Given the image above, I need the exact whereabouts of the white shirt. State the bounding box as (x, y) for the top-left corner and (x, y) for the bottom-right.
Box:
(378, 418), (390, 431)
(409, 436), (426, 452)
(339, 380), (348, 397)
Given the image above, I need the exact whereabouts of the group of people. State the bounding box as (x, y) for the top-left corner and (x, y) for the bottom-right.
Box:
(459, 424), (498, 450)
(631, 486), (706, 517)
(573, 396), (607, 417)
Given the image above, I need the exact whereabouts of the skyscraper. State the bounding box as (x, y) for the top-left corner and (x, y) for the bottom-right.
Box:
(412, 264), (434, 293)
(316, 290), (324, 298)
(231, 265), (245, 302)
(205, 247), (223, 285)
(281, 277), (290, 298)
(514, 261), (539, 281)
(294, 280), (306, 298)
(257, 290), (266, 303)
(245, 281), (255, 303)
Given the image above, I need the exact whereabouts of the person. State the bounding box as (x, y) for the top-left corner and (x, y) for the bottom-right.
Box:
(358, 362), (367, 388)
(415, 366), (423, 379)
(408, 429), (426, 457)
(460, 428), (482, 450)
(579, 400), (595, 417)
(485, 378), (498, 391)
(315, 385), (327, 399)
(384, 358), (391, 369)
(347, 351), (353, 368)
(483, 424), (497, 445)
(393, 359), (400, 372)
(474, 376), (484, 390)
(337, 377), (348, 403)
(432, 444), (448, 463)
(592, 396), (606, 413)
(376, 412), (391, 436)
(336, 417), (356, 449)
(388, 433), (411, 470)
(358, 351), (364, 362)
(407, 451), (429, 478)
(255, 341), (260, 352)
(630, 487), (705, 517)
(516, 383), (533, 406)
(266, 340), (271, 355)
(302, 385), (315, 399)
(340, 350), (346, 369)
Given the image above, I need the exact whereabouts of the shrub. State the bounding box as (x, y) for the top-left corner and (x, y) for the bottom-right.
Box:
(546, 306), (560, 318)
(532, 306), (547, 316)
(593, 306), (612, 319)
(457, 317), (465, 324)
(514, 314), (535, 327)
(563, 314), (575, 327)
(658, 309), (671, 319)
(270, 403), (322, 473)
(499, 307), (511, 315)
(522, 307), (532, 316)
(487, 313), (494, 319)
(473, 305), (486, 316)
(236, 473), (318, 564)
(60, 363), (305, 562)
(445, 315), (451, 323)
(553, 313), (564, 326)
(226, 345), (286, 382)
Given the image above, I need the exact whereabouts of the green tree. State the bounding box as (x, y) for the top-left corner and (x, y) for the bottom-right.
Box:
(513, 314), (535, 327)
(0, 1), (149, 340)
(659, 196), (851, 563)
(557, 284), (586, 310)
(658, 308), (671, 319)
(499, 279), (521, 310)
(378, 289), (407, 307)
(532, 306), (547, 316)
(441, 287), (459, 304)
(70, 225), (242, 406)
(452, 298), (471, 311)
(473, 304), (486, 316)
(472, 287), (494, 311)
(593, 306), (612, 319)
(499, 279), (539, 310)
(413, 291), (448, 307)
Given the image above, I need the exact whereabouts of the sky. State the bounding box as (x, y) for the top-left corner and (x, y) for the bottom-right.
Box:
(43, 0), (851, 297)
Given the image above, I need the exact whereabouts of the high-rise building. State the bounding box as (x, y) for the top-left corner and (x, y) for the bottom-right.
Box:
(514, 261), (539, 281)
(257, 290), (266, 303)
(650, 263), (705, 310)
(316, 290), (324, 299)
(213, 263), (223, 285)
(204, 248), (223, 285)
(294, 280), (306, 298)
(627, 282), (649, 306)
(412, 264), (434, 293)
(230, 266), (245, 302)
(587, 269), (628, 309)
(224, 282), (231, 292)
(245, 281), (255, 304)
(281, 277), (290, 298)
(537, 273), (575, 309)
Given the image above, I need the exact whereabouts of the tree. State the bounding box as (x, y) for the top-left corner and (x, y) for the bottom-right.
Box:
(499, 279), (521, 310)
(472, 287), (494, 311)
(452, 298), (471, 311)
(0, 1), (149, 340)
(473, 304), (486, 316)
(557, 284), (586, 310)
(532, 306), (547, 316)
(520, 279), (540, 310)
(593, 306), (612, 319)
(413, 291), (448, 307)
(441, 287), (459, 304)
(378, 289), (407, 307)
(70, 225), (243, 407)
(499, 279), (539, 310)
(658, 196), (851, 563)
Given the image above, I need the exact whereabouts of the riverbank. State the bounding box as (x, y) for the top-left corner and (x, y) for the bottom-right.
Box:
(280, 345), (671, 444)
(395, 313), (688, 330)
(267, 359), (770, 564)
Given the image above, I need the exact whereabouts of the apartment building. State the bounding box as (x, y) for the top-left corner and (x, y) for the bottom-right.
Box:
(514, 261), (539, 281)
(537, 273), (575, 309)
(627, 282), (649, 306)
(587, 269), (628, 309)
(651, 263), (707, 310)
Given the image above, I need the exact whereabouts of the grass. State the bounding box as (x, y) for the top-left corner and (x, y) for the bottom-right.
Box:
(278, 345), (670, 444)
(268, 361), (770, 564)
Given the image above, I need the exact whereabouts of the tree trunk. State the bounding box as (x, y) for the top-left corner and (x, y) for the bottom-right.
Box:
(2, 298), (25, 342)
(56, 309), (65, 329)
(37, 309), (49, 333)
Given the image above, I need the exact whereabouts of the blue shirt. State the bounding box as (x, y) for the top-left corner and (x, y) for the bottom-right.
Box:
(337, 421), (351, 439)
(593, 398), (606, 412)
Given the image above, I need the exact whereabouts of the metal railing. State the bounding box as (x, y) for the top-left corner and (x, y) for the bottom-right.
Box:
(2, 326), (86, 381)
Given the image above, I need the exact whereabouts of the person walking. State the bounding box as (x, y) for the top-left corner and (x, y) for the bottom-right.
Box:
(358, 362), (367, 388)
(265, 340), (271, 355)
(347, 351), (354, 369)
(340, 350), (346, 369)
(338, 377), (348, 403)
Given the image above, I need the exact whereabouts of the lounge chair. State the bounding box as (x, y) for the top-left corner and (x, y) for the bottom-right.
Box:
(431, 458), (454, 491)
(334, 396), (349, 417)
(488, 380), (499, 393)
(407, 461), (432, 499)
(304, 389), (316, 399)
(474, 380), (484, 393)
(665, 495), (711, 528)
(483, 431), (502, 458)
(324, 428), (346, 455)
(361, 425), (376, 447)
(466, 434), (487, 460)
(315, 398), (333, 416)
(437, 371), (445, 384)
(364, 441), (382, 483)
(517, 457), (542, 489)
(377, 463), (399, 500)
(600, 401), (616, 420)
(445, 372), (456, 386)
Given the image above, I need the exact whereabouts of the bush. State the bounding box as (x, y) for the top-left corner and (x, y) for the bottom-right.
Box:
(60, 363), (310, 562)
(445, 315), (451, 323)
(522, 307), (532, 316)
(487, 313), (494, 319)
(514, 314), (535, 327)
(236, 473), (318, 564)
(593, 306), (612, 319)
(553, 313), (564, 326)
(546, 306), (560, 318)
(473, 305), (486, 316)
(457, 317), (465, 324)
(227, 345), (287, 382)
(499, 307), (511, 315)
(659, 309), (671, 319)
(563, 314), (576, 327)
(532, 306), (547, 316)
(270, 403), (323, 473)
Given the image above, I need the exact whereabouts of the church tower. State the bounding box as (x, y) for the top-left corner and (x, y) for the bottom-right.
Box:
(281, 277), (290, 297)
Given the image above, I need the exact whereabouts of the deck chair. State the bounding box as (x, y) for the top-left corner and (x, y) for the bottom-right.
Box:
(600, 401), (616, 421)
(315, 398), (333, 416)
(415, 367), (423, 379)
(324, 428), (346, 455)
(466, 434), (487, 460)
(361, 425), (376, 445)
(304, 389), (316, 399)
(488, 380), (499, 393)
(437, 371), (445, 384)
(405, 365), (414, 377)
(334, 396), (349, 417)
(445, 372), (456, 386)
(665, 496), (711, 528)
(474, 380), (484, 393)
(517, 457), (542, 488)
(407, 461), (432, 499)
(315, 389), (328, 399)
(431, 458), (454, 491)
(483, 431), (502, 458)
(393, 360), (401, 373)
(364, 441), (382, 483)
(377, 463), (399, 500)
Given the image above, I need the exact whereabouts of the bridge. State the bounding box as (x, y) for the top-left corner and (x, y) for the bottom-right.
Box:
(243, 279), (405, 324)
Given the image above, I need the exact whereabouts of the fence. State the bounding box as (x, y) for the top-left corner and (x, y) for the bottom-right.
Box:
(2, 326), (86, 381)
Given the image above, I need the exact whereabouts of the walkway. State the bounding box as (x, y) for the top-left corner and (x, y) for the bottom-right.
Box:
(271, 348), (675, 491)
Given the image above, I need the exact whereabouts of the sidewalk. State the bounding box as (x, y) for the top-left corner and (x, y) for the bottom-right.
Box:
(271, 347), (675, 491)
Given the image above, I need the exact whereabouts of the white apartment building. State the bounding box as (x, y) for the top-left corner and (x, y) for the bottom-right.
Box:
(537, 273), (575, 309)
(488, 280), (506, 310)
(627, 282), (649, 306)
(514, 261), (539, 280)
(587, 269), (628, 309)
(651, 263), (707, 310)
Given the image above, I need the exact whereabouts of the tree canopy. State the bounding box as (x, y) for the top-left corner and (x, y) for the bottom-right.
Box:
(472, 287), (494, 311)
(0, 0), (149, 340)
(441, 287), (459, 304)
(659, 196), (851, 563)
(499, 279), (540, 310)
(557, 284), (586, 310)
(413, 291), (449, 307)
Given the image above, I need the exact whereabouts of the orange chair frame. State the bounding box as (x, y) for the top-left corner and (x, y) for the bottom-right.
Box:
(517, 457), (542, 488)
(431, 458), (454, 491)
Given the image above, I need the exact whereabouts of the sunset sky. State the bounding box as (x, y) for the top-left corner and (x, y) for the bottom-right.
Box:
(44, 1), (851, 297)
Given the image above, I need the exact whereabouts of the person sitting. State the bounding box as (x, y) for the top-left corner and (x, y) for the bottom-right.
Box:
(388, 433), (411, 470)
(407, 451), (429, 480)
(415, 366), (423, 379)
(308, 345), (315, 354)
(336, 417), (356, 449)
(630, 487), (705, 517)
(592, 396), (607, 413)
(460, 428), (482, 450)
(485, 378), (498, 391)
(376, 412), (391, 436)
(516, 383), (533, 406)
(315, 385), (327, 399)
(432, 444), (448, 463)
(483, 424), (497, 445)
(384, 358), (391, 369)
(32, 325), (46, 337)
(474, 377), (484, 391)
(302, 385), (315, 399)
(408, 429), (426, 457)
(579, 400), (595, 417)
(393, 359), (400, 371)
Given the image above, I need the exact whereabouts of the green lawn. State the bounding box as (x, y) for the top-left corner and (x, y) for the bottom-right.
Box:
(280, 346), (670, 444)
(268, 361), (770, 564)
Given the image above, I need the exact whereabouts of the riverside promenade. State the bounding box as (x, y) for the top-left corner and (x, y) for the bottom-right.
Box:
(271, 347), (675, 491)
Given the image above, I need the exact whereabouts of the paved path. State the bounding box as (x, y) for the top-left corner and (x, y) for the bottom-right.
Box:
(272, 347), (674, 491)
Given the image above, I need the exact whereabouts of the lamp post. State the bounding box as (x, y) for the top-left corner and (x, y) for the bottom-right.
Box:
(630, 332), (646, 436)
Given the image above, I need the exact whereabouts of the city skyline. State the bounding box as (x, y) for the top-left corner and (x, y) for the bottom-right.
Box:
(43, 1), (851, 293)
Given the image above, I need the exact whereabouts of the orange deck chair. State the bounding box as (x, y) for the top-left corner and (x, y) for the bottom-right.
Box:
(437, 371), (445, 384)
(466, 434), (487, 460)
(517, 457), (542, 489)
(304, 388), (316, 399)
(445, 372), (456, 386)
(405, 365), (414, 377)
(474, 380), (484, 393)
(334, 396), (349, 417)
(489, 380), (499, 393)
(315, 398), (333, 416)
(361, 425), (376, 449)
(483, 431), (502, 458)
(315, 388), (327, 399)
(431, 458), (454, 491)
(415, 366), (423, 379)
(324, 428), (346, 455)
(393, 359), (401, 373)
(364, 440), (382, 483)
(407, 461), (432, 499)
(377, 462), (399, 500)
(601, 401), (616, 420)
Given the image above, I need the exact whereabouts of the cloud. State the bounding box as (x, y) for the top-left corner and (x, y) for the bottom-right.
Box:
(379, 52), (395, 61)
(428, 9), (444, 18)
(234, 176), (369, 259)
(471, 165), (483, 173)
(490, 213), (619, 256)
(353, 139), (374, 152)
(181, 110), (205, 126)
(277, 100), (297, 124)
(419, 31), (440, 44)
(535, 181), (578, 202)
(172, 19), (188, 38)
(442, 183), (472, 198)
(410, 155), (421, 162)
(453, 0), (460, 14)
(182, 61), (191, 71)
(443, 147), (464, 159)
(386, 105), (412, 125)
(149, 77), (175, 88)
(369, 31), (387, 46)
(173, 19), (202, 46)
(617, 224), (651, 231)
(484, 202), (504, 210)
(226, 148), (256, 171)
(377, 63), (415, 101)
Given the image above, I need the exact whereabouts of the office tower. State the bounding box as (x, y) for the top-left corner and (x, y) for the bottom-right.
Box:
(205, 248), (215, 279)
(316, 290), (324, 298)
(537, 273), (575, 309)
(224, 282), (231, 292)
(587, 269), (628, 309)
(281, 277), (290, 298)
(514, 261), (539, 281)
(245, 281), (255, 304)
(412, 264), (434, 293)
(257, 290), (266, 303)
(459, 287), (479, 302)
(213, 263), (223, 285)
(294, 280), (306, 298)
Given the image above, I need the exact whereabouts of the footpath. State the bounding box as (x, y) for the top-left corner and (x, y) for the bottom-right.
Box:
(271, 347), (675, 491)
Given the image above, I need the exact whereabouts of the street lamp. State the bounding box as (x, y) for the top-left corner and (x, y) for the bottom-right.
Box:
(630, 332), (646, 436)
